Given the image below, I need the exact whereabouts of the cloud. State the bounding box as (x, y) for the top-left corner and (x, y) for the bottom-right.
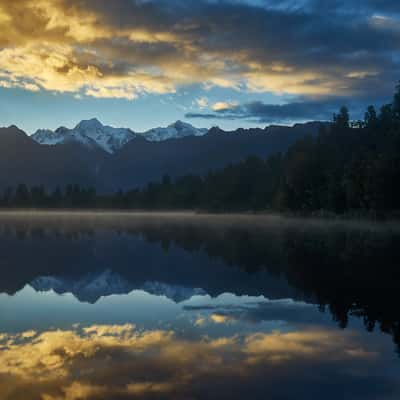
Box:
(0, 0), (399, 101)
(212, 101), (239, 111)
(187, 99), (345, 122)
(195, 97), (209, 109)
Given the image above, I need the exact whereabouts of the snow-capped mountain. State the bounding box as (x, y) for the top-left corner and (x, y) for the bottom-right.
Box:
(32, 118), (137, 154)
(140, 120), (208, 142)
(30, 270), (206, 303)
(31, 119), (209, 153)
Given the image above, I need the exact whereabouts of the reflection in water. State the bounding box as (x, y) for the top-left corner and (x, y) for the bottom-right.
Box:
(0, 212), (400, 399)
(0, 323), (396, 400)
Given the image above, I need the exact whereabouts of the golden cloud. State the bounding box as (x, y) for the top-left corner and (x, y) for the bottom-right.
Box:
(212, 101), (239, 111)
(0, 0), (386, 100)
(0, 0), (184, 99)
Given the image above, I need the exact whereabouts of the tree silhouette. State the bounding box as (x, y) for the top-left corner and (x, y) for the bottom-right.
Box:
(333, 106), (350, 128)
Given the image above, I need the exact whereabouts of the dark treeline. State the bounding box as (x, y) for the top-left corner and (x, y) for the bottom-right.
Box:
(0, 183), (98, 209)
(2, 82), (400, 214)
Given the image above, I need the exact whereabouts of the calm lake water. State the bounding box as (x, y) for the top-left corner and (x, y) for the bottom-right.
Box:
(0, 212), (399, 399)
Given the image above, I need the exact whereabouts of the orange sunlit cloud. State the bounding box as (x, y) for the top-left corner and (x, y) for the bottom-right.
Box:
(0, 0), (385, 101)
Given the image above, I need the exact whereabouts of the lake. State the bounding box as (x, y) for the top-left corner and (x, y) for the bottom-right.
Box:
(0, 212), (399, 399)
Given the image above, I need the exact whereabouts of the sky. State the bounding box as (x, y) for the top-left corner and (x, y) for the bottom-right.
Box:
(0, 0), (399, 134)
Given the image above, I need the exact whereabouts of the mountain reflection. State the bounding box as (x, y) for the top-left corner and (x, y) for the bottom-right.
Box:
(0, 212), (400, 399)
(30, 271), (207, 303)
(0, 323), (397, 400)
(0, 212), (399, 352)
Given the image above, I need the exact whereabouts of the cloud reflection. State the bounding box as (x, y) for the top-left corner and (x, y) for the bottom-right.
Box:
(0, 324), (390, 400)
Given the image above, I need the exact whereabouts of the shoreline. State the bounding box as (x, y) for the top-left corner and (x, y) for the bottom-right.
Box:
(0, 209), (399, 231)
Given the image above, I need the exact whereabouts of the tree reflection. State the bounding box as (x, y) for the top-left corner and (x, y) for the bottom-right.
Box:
(0, 214), (399, 353)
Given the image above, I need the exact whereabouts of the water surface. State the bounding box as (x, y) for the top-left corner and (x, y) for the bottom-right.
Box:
(0, 212), (399, 399)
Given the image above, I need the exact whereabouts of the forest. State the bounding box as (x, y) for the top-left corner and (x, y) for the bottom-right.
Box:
(2, 83), (400, 216)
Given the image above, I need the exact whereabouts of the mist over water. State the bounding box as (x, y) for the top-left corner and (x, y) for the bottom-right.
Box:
(0, 212), (400, 399)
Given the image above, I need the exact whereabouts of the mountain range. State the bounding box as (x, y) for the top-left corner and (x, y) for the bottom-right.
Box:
(0, 120), (327, 192)
(32, 119), (208, 153)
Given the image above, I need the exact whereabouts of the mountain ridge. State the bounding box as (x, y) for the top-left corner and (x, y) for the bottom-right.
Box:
(32, 118), (137, 154)
(31, 119), (208, 153)
(0, 121), (328, 192)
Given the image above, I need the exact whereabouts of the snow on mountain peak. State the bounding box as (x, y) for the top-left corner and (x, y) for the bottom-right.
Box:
(32, 118), (136, 154)
(140, 120), (208, 142)
(169, 120), (188, 129)
(75, 118), (104, 131)
(31, 119), (208, 152)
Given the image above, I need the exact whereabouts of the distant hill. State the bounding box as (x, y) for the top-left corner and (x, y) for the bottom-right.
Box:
(0, 125), (108, 190)
(0, 121), (327, 192)
(104, 122), (327, 191)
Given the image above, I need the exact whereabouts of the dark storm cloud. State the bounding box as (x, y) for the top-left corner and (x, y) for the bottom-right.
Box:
(81, 0), (400, 96)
